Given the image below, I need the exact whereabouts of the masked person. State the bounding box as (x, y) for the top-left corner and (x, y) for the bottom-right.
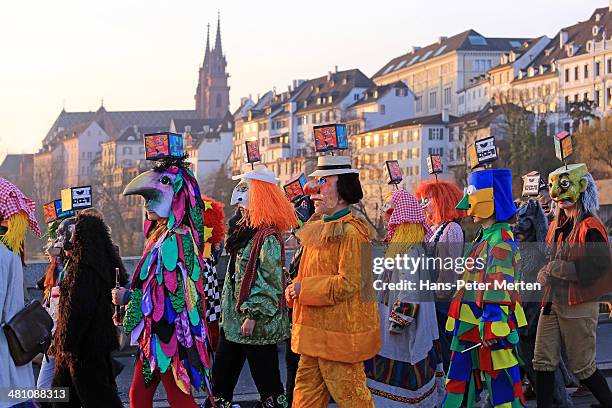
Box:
(120, 157), (217, 408)
(442, 168), (527, 408)
(49, 213), (125, 408)
(286, 155), (380, 408)
(364, 190), (444, 407)
(209, 164), (296, 408)
(414, 179), (465, 372)
(0, 178), (41, 408)
(533, 163), (612, 408)
(36, 217), (74, 392)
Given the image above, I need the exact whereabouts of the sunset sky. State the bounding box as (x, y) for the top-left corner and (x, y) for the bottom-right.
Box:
(0, 0), (602, 155)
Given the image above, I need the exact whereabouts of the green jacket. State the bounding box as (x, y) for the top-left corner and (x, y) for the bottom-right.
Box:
(221, 234), (290, 345)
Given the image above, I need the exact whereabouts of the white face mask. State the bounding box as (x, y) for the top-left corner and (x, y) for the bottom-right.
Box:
(231, 180), (250, 208)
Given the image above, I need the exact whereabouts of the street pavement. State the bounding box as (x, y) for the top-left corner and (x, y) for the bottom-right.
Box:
(36, 316), (612, 407)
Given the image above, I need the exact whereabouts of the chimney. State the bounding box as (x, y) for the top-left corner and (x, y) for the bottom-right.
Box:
(334, 65), (338, 73)
(327, 71), (332, 81)
(411, 46), (421, 53)
(442, 108), (449, 123)
(560, 30), (568, 48)
(438, 36), (448, 44)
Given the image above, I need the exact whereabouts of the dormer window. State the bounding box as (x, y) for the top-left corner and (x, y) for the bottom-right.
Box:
(342, 78), (348, 85)
(303, 101), (308, 108)
(587, 40), (594, 53)
(593, 25), (599, 36)
(328, 95), (333, 103)
(528, 67), (535, 77)
(565, 43), (575, 57)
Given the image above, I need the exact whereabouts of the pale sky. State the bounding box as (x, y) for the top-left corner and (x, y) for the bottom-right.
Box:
(0, 0), (604, 155)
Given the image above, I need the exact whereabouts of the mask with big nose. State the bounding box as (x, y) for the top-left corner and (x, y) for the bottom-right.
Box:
(304, 176), (343, 215)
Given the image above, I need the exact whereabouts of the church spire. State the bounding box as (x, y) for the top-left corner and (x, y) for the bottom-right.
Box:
(204, 23), (211, 67)
(214, 11), (223, 56)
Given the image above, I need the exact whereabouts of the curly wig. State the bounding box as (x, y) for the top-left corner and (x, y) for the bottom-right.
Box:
(414, 180), (466, 225)
(246, 179), (298, 233)
(201, 194), (226, 246)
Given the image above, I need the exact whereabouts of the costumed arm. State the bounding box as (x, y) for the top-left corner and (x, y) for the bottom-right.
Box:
(2, 249), (26, 324)
(239, 235), (284, 319)
(479, 241), (526, 343)
(550, 229), (611, 285)
(299, 226), (364, 306)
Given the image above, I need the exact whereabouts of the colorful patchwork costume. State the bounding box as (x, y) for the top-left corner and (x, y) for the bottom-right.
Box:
(122, 158), (217, 407)
(443, 169), (526, 408)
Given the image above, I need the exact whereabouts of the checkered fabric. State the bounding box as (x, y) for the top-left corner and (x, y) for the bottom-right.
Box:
(0, 177), (41, 236)
(202, 258), (222, 323)
(386, 189), (432, 242)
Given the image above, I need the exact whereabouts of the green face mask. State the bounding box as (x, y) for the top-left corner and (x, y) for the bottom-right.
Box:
(548, 163), (588, 204)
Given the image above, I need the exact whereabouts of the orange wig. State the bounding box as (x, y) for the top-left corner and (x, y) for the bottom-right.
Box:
(414, 180), (466, 225)
(201, 194), (226, 246)
(246, 179), (298, 232)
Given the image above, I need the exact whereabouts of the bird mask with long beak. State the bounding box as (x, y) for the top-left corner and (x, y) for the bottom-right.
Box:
(123, 158), (206, 246)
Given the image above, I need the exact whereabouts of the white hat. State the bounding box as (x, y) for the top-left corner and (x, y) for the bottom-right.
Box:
(232, 164), (279, 184)
(308, 155), (359, 177)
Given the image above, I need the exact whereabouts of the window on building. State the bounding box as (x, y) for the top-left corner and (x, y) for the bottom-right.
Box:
(574, 94), (579, 102)
(584, 92), (589, 102)
(596, 61), (601, 77)
(398, 150), (403, 160)
(565, 69), (569, 82)
(415, 95), (423, 112)
(584, 65), (589, 79)
(608, 59), (612, 74)
(443, 87), (451, 106)
(574, 66), (579, 81)
(564, 95), (570, 109)
(297, 132), (304, 143)
(380, 104), (386, 114)
(429, 90), (437, 110)
(87, 152), (92, 159)
(594, 90), (600, 106)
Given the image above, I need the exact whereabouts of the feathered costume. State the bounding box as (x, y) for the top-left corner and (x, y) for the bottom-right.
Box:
(122, 158), (216, 401)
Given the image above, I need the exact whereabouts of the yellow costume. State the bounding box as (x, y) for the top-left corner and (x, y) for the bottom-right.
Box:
(291, 209), (380, 407)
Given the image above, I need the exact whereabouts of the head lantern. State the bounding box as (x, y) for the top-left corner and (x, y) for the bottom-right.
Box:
(456, 168), (516, 222)
(548, 163), (598, 213)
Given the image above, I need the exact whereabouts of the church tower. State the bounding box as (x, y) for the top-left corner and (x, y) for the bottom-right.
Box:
(195, 13), (230, 119)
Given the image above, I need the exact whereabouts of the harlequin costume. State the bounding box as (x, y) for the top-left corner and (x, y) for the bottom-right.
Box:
(122, 157), (217, 408)
(210, 165), (296, 408)
(290, 155), (380, 408)
(364, 190), (444, 407)
(414, 179), (466, 372)
(0, 178), (40, 408)
(199, 194), (226, 350)
(443, 169), (527, 408)
(533, 163), (612, 408)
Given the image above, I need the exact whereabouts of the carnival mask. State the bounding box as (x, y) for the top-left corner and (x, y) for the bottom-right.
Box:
(304, 176), (341, 215)
(230, 180), (250, 208)
(548, 163), (588, 205)
(123, 169), (177, 219)
(456, 168), (516, 222)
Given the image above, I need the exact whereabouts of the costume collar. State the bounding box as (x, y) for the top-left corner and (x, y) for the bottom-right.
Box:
(481, 222), (510, 241)
(323, 207), (351, 222)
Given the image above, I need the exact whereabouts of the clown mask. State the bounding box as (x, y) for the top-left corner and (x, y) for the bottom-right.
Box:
(231, 179), (250, 208)
(123, 169), (177, 219)
(304, 176), (341, 215)
(548, 163), (588, 210)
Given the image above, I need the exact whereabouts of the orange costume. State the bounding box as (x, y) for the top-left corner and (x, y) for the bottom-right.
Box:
(290, 210), (380, 407)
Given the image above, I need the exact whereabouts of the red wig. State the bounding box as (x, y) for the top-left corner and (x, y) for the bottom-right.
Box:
(414, 180), (466, 225)
(201, 194), (226, 246)
(247, 179), (298, 233)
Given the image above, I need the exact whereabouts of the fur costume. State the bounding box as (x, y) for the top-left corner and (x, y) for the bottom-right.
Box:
(50, 213), (125, 407)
